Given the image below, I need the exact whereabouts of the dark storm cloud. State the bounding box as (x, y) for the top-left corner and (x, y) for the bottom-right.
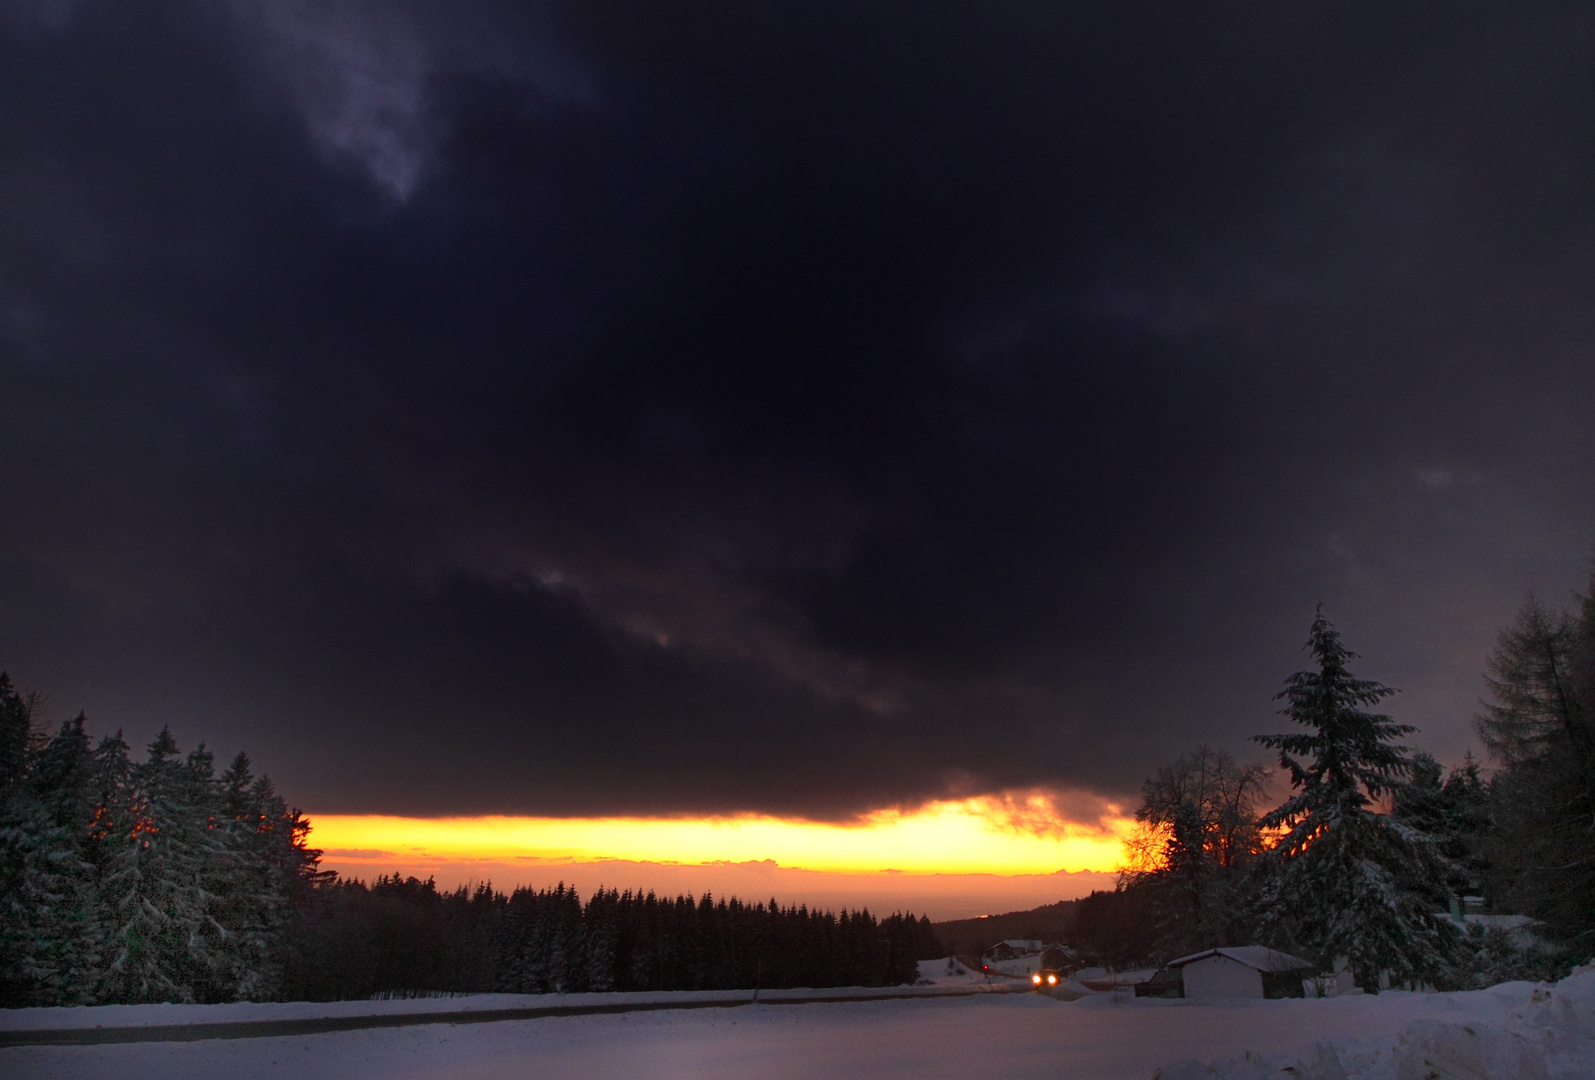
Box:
(2, 1), (1592, 816)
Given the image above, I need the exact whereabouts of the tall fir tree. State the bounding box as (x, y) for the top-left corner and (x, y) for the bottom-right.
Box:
(1253, 607), (1456, 991)
(1, 716), (102, 1005)
(0, 673), (38, 800)
(0, 674), (39, 1005)
(214, 752), (312, 1000)
(1477, 594), (1588, 768)
(97, 729), (236, 1003)
(1476, 588), (1595, 952)
(1391, 752), (1491, 902)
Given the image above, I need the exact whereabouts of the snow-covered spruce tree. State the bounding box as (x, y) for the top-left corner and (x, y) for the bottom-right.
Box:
(0, 672), (38, 802)
(0, 715), (103, 1006)
(582, 887), (619, 992)
(1390, 752), (1493, 901)
(213, 753), (275, 998)
(0, 674), (39, 1005)
(0, 678), (97, 1007)
(97, 729), (234, 1003)
(213, 752), (320, 1001)
(0, 676), (320, 1006)
(1252, 607), (1456, 991)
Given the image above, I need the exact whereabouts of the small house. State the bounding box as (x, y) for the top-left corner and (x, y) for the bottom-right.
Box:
(1434, 899), (1547, 954)
(979, 939), (1073, 978)
(983, 939), (1045, 961)
(1137, 946), (1315, 1000)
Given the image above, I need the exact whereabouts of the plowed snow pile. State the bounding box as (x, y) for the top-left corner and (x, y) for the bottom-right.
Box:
(1155, 967), (1595, 1080)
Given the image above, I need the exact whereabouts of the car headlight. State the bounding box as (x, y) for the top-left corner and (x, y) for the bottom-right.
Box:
(1031, 973), (1042, 984)
(1047, 974), (1057, 984)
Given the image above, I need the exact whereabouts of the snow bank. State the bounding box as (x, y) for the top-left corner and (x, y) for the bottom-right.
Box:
(916, 956), (990, 986)
(1152, 968), (1595, 1080)
(0, 990), (742, 1031)
(0, 968), (1001, 1032)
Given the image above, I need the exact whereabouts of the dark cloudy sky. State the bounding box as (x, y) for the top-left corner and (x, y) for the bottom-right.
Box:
(2, 1), (1592, 820)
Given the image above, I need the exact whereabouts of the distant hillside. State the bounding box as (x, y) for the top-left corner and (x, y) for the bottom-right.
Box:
(931, 899), (1078, 958)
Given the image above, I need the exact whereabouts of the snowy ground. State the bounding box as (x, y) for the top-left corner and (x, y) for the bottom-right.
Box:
(4, 962), (1592, 1080)
(0, 957), (996, 1033)
(0, 984), (988, 1032)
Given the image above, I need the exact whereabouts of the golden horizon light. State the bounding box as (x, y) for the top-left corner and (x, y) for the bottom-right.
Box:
(308, 794), (1136, 878)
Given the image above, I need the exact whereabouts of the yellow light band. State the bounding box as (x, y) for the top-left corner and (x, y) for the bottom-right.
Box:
(308, 796), (1132, 877)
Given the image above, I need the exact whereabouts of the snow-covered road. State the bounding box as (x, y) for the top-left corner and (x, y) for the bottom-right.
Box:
(4, 968), (1592, 1080)
(3, 963), (1595, 1078)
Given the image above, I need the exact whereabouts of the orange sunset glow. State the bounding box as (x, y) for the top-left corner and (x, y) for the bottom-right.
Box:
(309, 793), (1136, 880)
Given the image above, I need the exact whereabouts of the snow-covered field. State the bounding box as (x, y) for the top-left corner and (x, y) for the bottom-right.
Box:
(4, 963), (1592, 1080)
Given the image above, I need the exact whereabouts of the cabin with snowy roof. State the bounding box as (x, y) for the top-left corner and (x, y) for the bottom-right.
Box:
(1136, 946), (1315, 1000)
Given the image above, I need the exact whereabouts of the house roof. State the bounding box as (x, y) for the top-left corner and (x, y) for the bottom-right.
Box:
(984, 939), (1055, 953)
(1166, 946), (1315, 973)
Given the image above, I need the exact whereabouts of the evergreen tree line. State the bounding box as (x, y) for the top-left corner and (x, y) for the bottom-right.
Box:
(282, 875), (941, 1001)
(0, 678), (940, 1005)
(1072, 575), (1595, 992)
(0, 684), (319, 1007)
